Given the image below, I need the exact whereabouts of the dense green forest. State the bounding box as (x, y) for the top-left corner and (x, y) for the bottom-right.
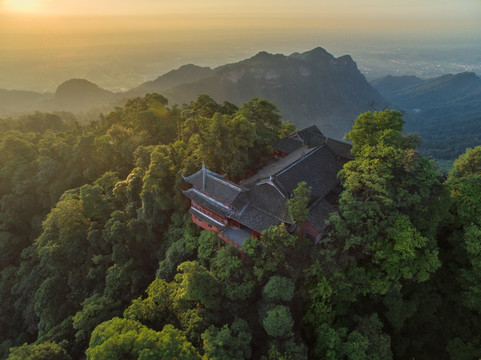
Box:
(0, 94), (480, 359)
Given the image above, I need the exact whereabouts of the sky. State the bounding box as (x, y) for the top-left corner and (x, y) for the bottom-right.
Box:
(0, 0), (480, 92)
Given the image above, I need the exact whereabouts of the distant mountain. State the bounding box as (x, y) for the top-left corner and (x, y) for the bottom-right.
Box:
(372, 72), (481, 109)
(145, 48), (387, 139)
(128, 64), (214, 96)
(0, 89), (52, 117)
(0, 79), (118, 117)
(51, 79), (116, 112)
(370, 75), (423, 99)
(371, 72), (481, 160)
(1, 48), (387, 139)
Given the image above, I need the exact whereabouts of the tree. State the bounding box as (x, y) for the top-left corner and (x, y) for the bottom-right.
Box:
(139, 145), (176, 234)
(287, 181), (311, 224)
(32, 195), (91, 334)
(72, 294), (121, 346)
(262, 305), (294, 338)
(6, 342), (71, 360)
(330, 110), (442, 293)
(304, 110), (445, 358)
(86, 318), (200, 360)
(263, 275), (295, 303)
(123, 278), (177, 331)
(174, 261), (221, 310)
(424, 146), (481, 358)
(210, 245), (255, 301)
(197, 230), (219, 266)
(202, 318), (252, 360)
(449, 146), (481, 179)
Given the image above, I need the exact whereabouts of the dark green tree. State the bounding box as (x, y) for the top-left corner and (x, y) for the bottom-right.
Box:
(86, 318), (199, 360)
(287, 181), (311, 224)
(6, 342), (71, 360)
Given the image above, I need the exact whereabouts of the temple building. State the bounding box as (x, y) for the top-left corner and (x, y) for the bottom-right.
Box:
(182, 125), (352, 248)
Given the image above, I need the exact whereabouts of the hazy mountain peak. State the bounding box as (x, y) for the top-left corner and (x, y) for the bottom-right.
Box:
(303, 46), (330, 56)
(238, 51), (286, 66)
(161, 64), (213, 78)
(290, 47), (333, 61)
(371, 71), (481, 114)
(1, 47), (387, 139)
(129, 64), (213, 96)
(55, 79), (106, 95)
(54, 79), (114, 111)
(337, 54), (355, 64)
(178, 63), (210, 71)
(450, 71), (480, 83)
(154, 47), (386, 139)
(370, 75), (423, 98)
(252, 50), (272, 58)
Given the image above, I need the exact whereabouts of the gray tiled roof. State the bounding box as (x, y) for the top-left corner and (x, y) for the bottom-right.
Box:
(232, 204), (284, 233)
(221, 226), (252, 247)
(296, 125), (326, 147)
(241, 145), (317, 186)
(183, 125), (352, 235)
(183, 167), (241, 204)
(247, 183), (292, 223)
(325, 138), (353, 159)
(182, 188), (231, 218)
(271, 137), (303, 154)
(273, 145), (346, 199)
(271, 125), (326, 155)
(307, 198), (336, 231)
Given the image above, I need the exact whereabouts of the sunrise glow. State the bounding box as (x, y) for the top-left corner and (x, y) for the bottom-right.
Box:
(3, 0), (46, 13)
(0, 0), (479, 92)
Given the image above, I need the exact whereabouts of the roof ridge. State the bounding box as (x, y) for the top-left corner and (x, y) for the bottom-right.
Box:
(275, 144), (325, 178)
(208, 172), (242, 191)
(271, 178), (289, 198)
(248, 202), (293, 225)
(189, 188), (230, 209)
(308, 196), (324, 210)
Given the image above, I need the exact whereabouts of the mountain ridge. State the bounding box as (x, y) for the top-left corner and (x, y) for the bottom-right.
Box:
(128, 64), (214, 97)
(154, 47), (387, 139)
(1, 47), (388, 139)
(371, 72), (481, 160)
(372, 72), (481, 109)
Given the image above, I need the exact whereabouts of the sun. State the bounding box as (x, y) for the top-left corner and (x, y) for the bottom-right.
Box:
(3, 0), (46, 13)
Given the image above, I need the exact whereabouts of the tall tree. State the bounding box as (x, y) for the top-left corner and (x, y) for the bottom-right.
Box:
(304, 110), (446, 358)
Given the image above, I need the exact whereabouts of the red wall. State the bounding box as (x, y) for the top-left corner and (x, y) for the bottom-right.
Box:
(302, 221), (319, 239)
(191, 201), (228, 226)
(191, 214), (221, 233)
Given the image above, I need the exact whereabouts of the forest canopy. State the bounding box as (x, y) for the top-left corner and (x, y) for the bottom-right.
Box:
(0, 96), (480, 359)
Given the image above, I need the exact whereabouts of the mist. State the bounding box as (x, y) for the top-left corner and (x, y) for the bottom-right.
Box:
(1, 13), (480, 93)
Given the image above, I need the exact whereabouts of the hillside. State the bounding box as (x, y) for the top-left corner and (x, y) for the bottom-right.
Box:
(2, 99), (480, 359)
(151, 48), (387, 139)
(370, 75), (423, 99)
(128, 64), (214, 96)
(51, 79), (117, 112)
(0, 89), (52, 117)
(0, 79), (119, 117)
(371, 72), (481, 160)
(0, 49), (387, 139)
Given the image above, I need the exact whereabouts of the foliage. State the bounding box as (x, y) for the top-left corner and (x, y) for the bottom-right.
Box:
(6, 342), (71, 360)
(1, 98), (480, 360)
(86, 318), (199, 360)
(304, 110), (448, 359)
(263, 275), (295, 302)
(287, 181), (311, 223)
(202, 318), (252, 360)
(263, 305), (294, 338)
(0, 94), (288, 358)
